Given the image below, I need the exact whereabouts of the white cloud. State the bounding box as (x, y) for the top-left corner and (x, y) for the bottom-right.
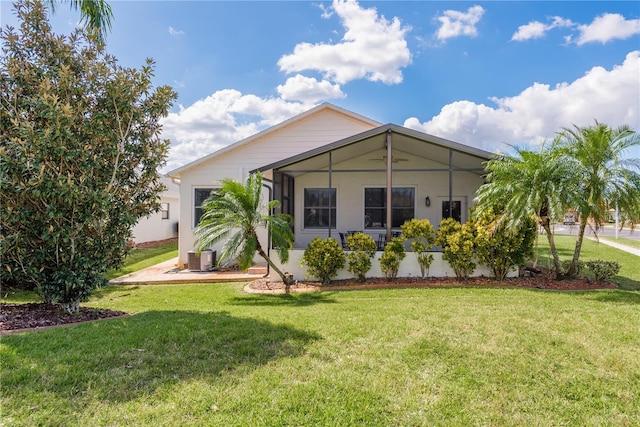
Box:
(160, 90), (312, 172)
(404, 51), (640, 154)
(435, 5), (484, 41)
(511, 16), (573, 41)
(168, 26), (185, 36)
(572, 13), (640, 45)
(277, 0), (411, 85)
(277, 75), (345, 103)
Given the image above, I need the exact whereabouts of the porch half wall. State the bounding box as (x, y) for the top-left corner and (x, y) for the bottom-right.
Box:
(268, 250), (517, 282)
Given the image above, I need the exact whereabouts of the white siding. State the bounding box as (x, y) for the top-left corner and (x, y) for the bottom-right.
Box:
(175, 108), (378, 267)
(130, 177), (179, 244)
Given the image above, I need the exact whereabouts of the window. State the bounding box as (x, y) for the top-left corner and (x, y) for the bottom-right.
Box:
(304, 188), (336, 228)
(364, 187), (414, 228)
(194, 188), (216, 227)
(442, 200), (462, 223)
(160, 203), (169, 220)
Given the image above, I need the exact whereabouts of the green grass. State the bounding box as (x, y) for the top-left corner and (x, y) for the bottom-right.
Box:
(535, 234), (640, 290)
(104, 241), (178, 280)
(2, 283), (639, 426)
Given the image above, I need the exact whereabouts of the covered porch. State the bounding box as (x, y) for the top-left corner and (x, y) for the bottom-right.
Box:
(255, 124), (493, 250)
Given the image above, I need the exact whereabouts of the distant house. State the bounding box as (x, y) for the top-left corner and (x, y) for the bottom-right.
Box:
(168, 103), (494, 278)
(130, 176), (179, 245)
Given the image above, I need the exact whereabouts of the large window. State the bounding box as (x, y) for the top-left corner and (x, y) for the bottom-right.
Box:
(194, 188), (217, 227)
(364, 187), (415, 228)
(304, 188), (336, 228)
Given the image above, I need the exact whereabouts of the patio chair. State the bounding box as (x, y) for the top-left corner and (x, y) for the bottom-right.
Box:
(339, 232), (349, 249)
(377, 234), (386, 251)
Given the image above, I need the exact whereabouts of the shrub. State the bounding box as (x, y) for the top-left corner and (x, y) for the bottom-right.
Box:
(585, 260), (621, 281)
(434, 217), (461, 248)
(379, 238), (406, 279)
(346, 233), (377, 282)
(300, 237), (346, 285)
(401, 218), (436, 277)
(441, 222), (476, 279)
(473, 210), (536, 281)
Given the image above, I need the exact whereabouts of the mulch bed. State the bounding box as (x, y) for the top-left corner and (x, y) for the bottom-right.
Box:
(1, 303), (127, 333)
(246, 274), (617, 293)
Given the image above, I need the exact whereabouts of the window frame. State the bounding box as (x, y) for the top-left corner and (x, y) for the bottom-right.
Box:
(160, 202), (169, 220)
(303, 188), (337, 229)
(193, 188), (218, 228)
(364, 186), (415, 229)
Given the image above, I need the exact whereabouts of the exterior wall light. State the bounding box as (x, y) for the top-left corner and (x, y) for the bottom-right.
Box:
(425, 196), (431, 207)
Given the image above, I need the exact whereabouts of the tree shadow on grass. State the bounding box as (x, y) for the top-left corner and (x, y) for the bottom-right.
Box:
(1, 311), (321, 406)
(229, 292), (338, 307)
(584, 290), (640, 304)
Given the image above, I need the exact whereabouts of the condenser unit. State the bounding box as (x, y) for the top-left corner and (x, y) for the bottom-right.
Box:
(187, 249), (215, 271)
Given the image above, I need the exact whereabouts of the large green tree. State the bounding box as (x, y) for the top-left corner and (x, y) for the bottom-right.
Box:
(474, 145), (577, 279)
(194, 172), (295, 290)
(0, 0), (176, 312)
(555, 122), (640, 278)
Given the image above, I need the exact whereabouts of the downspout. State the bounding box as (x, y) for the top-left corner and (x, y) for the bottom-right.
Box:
(262, 177), (273, 278)
(386, 130), (393, 242)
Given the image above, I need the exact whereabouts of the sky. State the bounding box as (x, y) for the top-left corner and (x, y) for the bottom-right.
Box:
(2, 0), (639, 173)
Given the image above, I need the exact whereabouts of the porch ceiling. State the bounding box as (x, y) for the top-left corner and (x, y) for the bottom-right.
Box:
(257, 125), (490, 177)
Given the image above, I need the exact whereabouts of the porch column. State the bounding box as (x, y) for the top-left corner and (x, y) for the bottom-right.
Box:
(328, 151), (333, 237)
(386, 130), (392, 242)
(448, 149), (453, 218)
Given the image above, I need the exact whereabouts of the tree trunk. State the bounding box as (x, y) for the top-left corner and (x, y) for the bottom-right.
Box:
(256, 246), (293, 293)
(567, 219), (588, 278)
(540, 217), (565, 280)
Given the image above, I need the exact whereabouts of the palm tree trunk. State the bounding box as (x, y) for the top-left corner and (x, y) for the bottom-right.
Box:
(540, 217), (564, 280)
(255, 244), (293, 293)
(568, 218), (588, 278)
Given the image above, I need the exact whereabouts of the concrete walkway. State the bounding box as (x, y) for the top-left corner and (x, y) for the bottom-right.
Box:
(586, 237), (640, 257)
(109, 258), (267, 285)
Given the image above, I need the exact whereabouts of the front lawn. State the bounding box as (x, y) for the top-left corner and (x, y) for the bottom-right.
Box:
(2, 282), (639, 426)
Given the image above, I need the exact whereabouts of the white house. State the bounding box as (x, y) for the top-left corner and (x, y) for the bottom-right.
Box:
(130, 176), (179, 245)
(168, 103), (496, 279)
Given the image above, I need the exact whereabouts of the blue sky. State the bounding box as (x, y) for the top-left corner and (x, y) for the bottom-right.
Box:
(2, 0), (639, 172)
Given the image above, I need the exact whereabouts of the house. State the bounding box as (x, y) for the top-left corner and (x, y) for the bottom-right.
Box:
(168, 103), (496, 279)
(130, 176), (179, 245)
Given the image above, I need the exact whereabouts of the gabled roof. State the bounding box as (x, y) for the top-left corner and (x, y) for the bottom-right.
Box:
(253, 123), (494, 174)
(167, 103), (381, 178)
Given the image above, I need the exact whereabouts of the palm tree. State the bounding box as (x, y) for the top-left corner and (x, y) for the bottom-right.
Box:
(555, 122), (640, 278)
(194, 172), (295, 289)
(47, 0), (113, 42)
(475, 145), (577, 279)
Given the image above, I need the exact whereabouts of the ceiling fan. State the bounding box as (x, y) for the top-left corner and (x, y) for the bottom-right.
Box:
(369, 155), (409, 163)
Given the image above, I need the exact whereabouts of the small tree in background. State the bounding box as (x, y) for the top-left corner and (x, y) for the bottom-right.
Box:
(0, 0), (176, 313)
(346, 232), (377, 282)
(301, 237), (345, 285)
(401, 218), (436, 277)
(379, 237), (406, 279)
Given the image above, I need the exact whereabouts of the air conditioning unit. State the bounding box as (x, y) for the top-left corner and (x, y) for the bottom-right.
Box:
(187, 249), (215, 271)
